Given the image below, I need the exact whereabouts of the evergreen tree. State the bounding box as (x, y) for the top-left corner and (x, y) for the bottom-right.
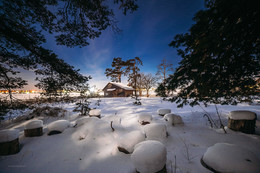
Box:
(105, 57), (126, 82)
(160, 0), (260, 107)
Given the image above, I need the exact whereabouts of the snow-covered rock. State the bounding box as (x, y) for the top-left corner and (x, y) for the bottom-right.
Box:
(24, 120), (43, 130)
(164, 113), (183, 125)
(47, 120), (70, 133)
(228, 110), (256, 120)
(144, 123), (167, 141)
(137, 113), (152, 125)
(117, 131), (145, 153)
(157, 109), (171, 116)
(202, 143), (260, 173)
(0, 129), (20, 143)
(89, 109), (101, 117)
(131, 140), (167, 173)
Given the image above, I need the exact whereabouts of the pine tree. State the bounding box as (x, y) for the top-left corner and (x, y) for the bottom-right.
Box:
(160, 0), (260, 107)
(105, 57), (126, 82)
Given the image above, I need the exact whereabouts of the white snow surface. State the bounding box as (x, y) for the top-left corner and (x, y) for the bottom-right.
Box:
(47, 120), (70, 132)
(0, 129), (19, 142)
(228, 110), (256, 120)
(202, 143), (260, 173)
(24, 120), (43, 130)
(131, 140), (167, 173)
(117, 130), (145, 153)
(0, 97), (260, 173)
(137, 113), (152, 124)
(74, 117), (99, 127)
(157, 108), (171, 115)
(164, 113), (183, 125)
(89, 109), (101, 116)
(144, 123), (167, 142)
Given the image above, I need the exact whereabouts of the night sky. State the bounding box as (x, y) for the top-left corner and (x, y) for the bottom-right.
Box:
(24, 0), (205, 90)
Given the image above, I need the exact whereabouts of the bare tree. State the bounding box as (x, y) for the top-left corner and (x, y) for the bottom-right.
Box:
(156, 58), (174, 83)
(143, 73), (157, 97)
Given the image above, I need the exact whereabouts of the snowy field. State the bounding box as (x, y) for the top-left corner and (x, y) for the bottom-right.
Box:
(0, 97), (260, 173)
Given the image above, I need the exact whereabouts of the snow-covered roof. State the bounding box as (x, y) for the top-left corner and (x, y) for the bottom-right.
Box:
(107, 88), (116, 91)
(106, 82), (134, 91)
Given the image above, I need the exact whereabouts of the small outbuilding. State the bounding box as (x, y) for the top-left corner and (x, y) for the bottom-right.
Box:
(103, 82), (134, 97)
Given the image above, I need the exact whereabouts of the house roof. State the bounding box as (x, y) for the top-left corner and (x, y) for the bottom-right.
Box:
(103, 82), (134, 91)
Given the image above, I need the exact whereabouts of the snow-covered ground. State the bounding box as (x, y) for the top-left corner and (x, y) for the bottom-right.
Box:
(0, 97), (260, 173)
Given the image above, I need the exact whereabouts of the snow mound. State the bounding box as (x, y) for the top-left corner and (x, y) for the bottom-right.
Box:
(131, 140), (167, 173)
(47, 120), (70, 133)
(164, 113), (183, 125)
(117, 131), (145, 153)
(103, 115), (121, 125)
(157, 108), (171, 116)
(137, 113), (152, 125)
(24, 120), (43, 130)
(0, 129), (20, 143)
(89, 109), (101, 116)
(228, 110), (256, 120)
(144, 123), (167, 141)
(75, 117), (99, 127)
(202, 143), (260, 173)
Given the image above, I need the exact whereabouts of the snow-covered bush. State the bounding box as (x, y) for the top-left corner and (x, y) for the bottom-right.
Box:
(228, 110), (256, 120)
(137, 113), (152, 125)
(202, 143), (260, 173)
(117, 130), (145, 154)
(89, 109), (101, 118)
(47, 120), (70, 135)
(144, 123), (167, 142)
(164, 113), (183, 125)
(0, 129), (20, 143)
(131, 140), (167, 173)
(24, 120), (43, 130)
(157, 109), (171, 116)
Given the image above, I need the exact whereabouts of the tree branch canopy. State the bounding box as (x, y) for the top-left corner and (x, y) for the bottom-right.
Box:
(0, 0), (138, 95)
(158, 0), (260, 107)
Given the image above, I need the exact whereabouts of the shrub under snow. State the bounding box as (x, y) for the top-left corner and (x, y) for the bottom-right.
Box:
(117, 130), (145, 153)
(144, 123), (167, 141)
(131, 140), (167, 173)
(164, 113), (183, 125)
(228, 110), (256, 120)
(24, 120), (43, 130)
(47, 120), (70, 133)
(202, 143), (260, 173)
(0, 129), (20, 143)
(137, 113), (152, 125)
(157, 109), (171, 116)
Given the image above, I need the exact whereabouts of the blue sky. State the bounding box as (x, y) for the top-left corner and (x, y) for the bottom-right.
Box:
(25, 0), (204, 90)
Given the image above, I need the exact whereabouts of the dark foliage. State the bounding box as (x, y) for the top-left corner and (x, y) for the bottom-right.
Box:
(0, 0), (138, 99)
(159, 0), (260, 107)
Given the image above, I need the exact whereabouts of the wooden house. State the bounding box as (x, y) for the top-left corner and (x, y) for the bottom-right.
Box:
(103, 82), (134, 97)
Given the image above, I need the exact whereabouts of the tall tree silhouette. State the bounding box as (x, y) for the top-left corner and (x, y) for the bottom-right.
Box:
(156, 58), (174, 83)
(105, 57), (126, 82)
(158, 0), (260, 107)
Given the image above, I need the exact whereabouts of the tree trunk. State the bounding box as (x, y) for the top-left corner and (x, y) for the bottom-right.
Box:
(146, 89), (149, 97)
(228, 118), (256, 134)
(24, 127), (43, 137)
(0, 138), (19, 155)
